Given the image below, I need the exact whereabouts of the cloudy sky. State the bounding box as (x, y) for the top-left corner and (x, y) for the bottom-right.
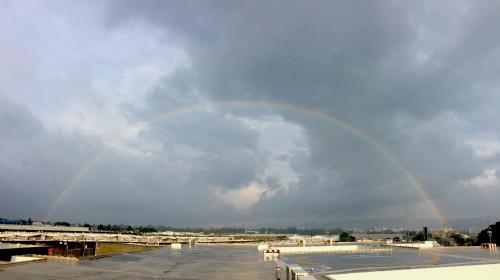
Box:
(1, 0), (499, 227)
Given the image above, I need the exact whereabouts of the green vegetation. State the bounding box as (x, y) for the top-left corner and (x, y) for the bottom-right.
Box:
(477, 221), (499, 245)
(96, 242), (158, 256)
(61, 223), (351, 235)
(451, 233), (474, 246)
(136, 226), (157, 233)
(339, 232), (356, 242)
(53, 221), (71, 226)
(256, 227), (345, 236)
(367, 229), (396, 234)
(412, 231), (426, 242)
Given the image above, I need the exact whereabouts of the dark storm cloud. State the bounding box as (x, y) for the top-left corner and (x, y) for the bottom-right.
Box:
(0, 95), (260, 225)
(105, 0), (500, 224)
(108, 0), (500, 127)
(0, 97), (101, 219)
(1, 0), (500, 227)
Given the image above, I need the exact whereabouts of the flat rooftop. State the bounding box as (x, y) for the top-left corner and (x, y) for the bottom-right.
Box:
(0, 245), (277, 279)
(0, 225), (89, 233)
(280, 246), (500, 277)
(326, 263), (500, 280)
(0, 243), (46, 249)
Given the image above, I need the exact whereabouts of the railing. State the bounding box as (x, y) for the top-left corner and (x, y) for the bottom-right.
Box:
(50, 247), (95, 258)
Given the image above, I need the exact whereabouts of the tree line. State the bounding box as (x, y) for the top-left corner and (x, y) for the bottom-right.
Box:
(42, 222), (352, 235)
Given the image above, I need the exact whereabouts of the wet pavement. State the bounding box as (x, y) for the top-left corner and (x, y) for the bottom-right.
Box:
(0, 245), (277, 280)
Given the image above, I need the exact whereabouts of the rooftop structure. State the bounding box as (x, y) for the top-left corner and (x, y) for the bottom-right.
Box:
(0, 225), (89, 233)
(279, 245), (500, 279)
(351, 233), (404, 241)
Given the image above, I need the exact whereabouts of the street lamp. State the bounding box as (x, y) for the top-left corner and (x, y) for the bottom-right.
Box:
(487, 228), (493, 244)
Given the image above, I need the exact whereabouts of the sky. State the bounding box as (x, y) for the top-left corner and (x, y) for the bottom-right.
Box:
(1, 0), (499, 228)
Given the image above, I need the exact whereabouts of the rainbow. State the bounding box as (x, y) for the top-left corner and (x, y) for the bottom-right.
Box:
(46, 100), (447, 226)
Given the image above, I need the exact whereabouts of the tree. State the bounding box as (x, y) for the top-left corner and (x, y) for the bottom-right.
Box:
(412, 231), (425, 242)
(339, 232), (355, 242)
(97, 224), (104, 231)
(451, 234), (465, 246)
(54, 221), (70, 227)
(138, 227), (157, 233)
(476, 221), (499, 245)
(27, 218), (33, 225)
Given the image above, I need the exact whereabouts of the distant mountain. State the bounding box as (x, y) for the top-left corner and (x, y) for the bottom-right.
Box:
(447, 215), (500, 231)
(199, 215), (500, 232)
(333, 217), (442, 231)
(252, 215), (500, 231)
(331, 216), (500, 231)
(254, 217), (443, 231)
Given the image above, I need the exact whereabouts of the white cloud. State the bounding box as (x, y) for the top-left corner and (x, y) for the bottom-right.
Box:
(213, 181), (267, 210)
(0, 2), (191, 153)
(466, 140), (500, 158)
(461, 169), (499, 189)
(55, 22), (190, 140)
(235, 114), (308, 192)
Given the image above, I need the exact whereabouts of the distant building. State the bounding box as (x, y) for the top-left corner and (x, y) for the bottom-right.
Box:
(0, 219), (22, 225)
(429, 227), (456, 238)
(312, 235), (330, 240)
(289, 235), (307, 240)
(351, 233), (404, 242)
(0, 224), (89, 233)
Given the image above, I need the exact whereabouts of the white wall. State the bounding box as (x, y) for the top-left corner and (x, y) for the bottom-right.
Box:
(270, 245), (358, 254)
(326, 263), (500, 280)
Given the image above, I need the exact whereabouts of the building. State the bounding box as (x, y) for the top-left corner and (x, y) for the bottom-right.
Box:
(0, 219), (22, 225)
(0, 224), (89, 233)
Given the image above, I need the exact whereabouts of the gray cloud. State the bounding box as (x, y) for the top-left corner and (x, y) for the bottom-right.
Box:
(0, 97), (100, 219)
(1, 0), (499, 227)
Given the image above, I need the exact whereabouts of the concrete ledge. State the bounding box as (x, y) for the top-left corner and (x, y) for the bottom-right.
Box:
(297, 275), (316, 280)
(270, 245), (359, 255)
(0, 256), (45, 269)
(384, 241), (436, 249)
(257, 244), (269, 251)
(171, 243), (182, 249)
(325, 263), (500, 280)
(10, 256), (44, 263)
(30, 254), (79, 263)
